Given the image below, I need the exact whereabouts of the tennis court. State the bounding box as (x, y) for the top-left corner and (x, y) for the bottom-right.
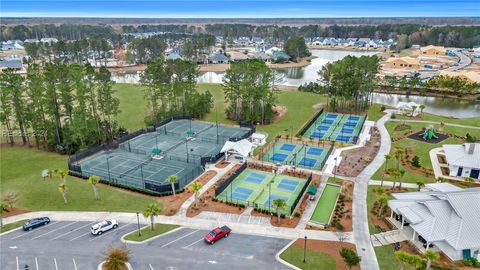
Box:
(260, 141), (332, 170)
(310, 184), (341, 226)
(76, 119), (251, 194)
(302, 112), (366, 144)
(217, 169), (307, 215)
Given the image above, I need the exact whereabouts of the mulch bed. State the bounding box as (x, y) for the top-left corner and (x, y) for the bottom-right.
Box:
(407, 130), (449, 144)
(1, 207), (29, 218)
(159, 170), (217, 216)
(337, 127), (381, 177)
(290, 239), (359, 270)
(215, 161), (230, 169)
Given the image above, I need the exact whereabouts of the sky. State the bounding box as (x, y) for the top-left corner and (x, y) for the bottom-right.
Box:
(1, 0), (479, 18)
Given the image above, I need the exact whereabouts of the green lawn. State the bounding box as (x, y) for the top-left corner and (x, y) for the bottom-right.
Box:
(114, 83), (149, 131)
(375, 246), (413, 270)
(395, 111), (480, 127)
(123, 223), (180, 242)
(0, 219), (28, 233)
(310, 184), (340, 224)
(280, 244), (337, 270)
(0, 147), (159, 212)
(367, 103), (390, 122)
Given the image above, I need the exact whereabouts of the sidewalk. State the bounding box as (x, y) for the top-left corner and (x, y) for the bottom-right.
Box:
(369, 180), (418, 189)
(3, 211), (353, 243)
(176, 161), (237, 217)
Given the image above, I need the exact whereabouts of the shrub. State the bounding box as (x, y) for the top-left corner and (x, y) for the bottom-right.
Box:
(411, 155), (421, 168)
(335, 222), (345, 231)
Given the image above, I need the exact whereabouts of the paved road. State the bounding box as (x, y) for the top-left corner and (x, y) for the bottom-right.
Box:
(352, 109), (393, 270)
(1, 221), (291, 270)
(417, 50), (472, 79)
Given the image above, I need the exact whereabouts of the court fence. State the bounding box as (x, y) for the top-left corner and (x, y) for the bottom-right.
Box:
(214, 162), (248, 197)
(351, 113), (368, 145)
(289, 173), (312, 216)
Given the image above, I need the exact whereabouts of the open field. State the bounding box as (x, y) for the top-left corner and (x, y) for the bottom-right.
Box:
(0, 147), (159, 212)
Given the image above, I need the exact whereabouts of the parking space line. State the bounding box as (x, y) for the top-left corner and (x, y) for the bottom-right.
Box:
(149, 264), (154, 270)
(161, 229), (200, 247)
(11, 222), (57, 239)
(183, 238), (204, 249)
(89, 223), (134, 242)
(72, 258), (78, 270)
(51, 221), (97, 240)
(35, 257), (39, 270)
(31, 221), (79, 240)
(54, 258), (58, 270)
(69, 231), (92, 241)
(16, 256), (19, 270)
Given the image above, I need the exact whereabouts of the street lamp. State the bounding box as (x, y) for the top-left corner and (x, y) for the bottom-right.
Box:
(334, 157), (338, 181)
(303, 235), (307, 263)
(136, 212), (141, 237)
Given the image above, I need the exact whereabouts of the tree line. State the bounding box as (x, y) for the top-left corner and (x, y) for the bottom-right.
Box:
(0, 64), (121, 154)
(379, 75), (480, 96)
(3, 23), (479, 48)
(222, 59), (279, 124)
(140, 56), (213, 125)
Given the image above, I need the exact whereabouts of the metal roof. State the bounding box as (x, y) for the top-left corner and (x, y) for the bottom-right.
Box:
(0, 60), (23, 69)
(443, 143), (480, 169)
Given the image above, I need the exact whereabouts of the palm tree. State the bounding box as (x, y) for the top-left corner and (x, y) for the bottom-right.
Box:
(424, 250), (440, 270)
(395, 251), (411, 270)
(190, 181), (203, 208)
(143, 203), (162, 231)
(58, 183), (68, 204)
(167, 175), (178, 197)
(391, 170), (400, 190)
(377, 195), (388, 217)
(411, 105), (417, 116)
(398, 169), (406, 190)
(271, 198), (287, 224)
(419, 104), (426, 115)
(394, 149), (403, 171)
(104, 244), (130, 270)
(54, 169), (68, 184)
(381, 154), (392, 186)
(88, 175), (100, 200)
(416, 180), (425, 191)
(0, 202), (10, 227)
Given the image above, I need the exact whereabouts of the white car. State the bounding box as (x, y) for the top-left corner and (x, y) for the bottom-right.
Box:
(90, 219), (118, 235)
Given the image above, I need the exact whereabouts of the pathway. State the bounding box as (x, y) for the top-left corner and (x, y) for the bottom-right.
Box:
(352, 109), (393, 270)
(369, 180), (418, 189)
(2, 211), (353, 243)
(176, 162), (237, 217)
(371, 230), (408, 247)
(389, 119), (480, 129)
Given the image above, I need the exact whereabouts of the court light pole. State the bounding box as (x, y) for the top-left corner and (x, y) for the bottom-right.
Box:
(140, 164), (145, 189)
(106, 156), (112, 183)
(333, 157), (338, 181)
(303, 236), (307, 263)
(136, 212), (141, 237)
(268, 179), (274, 213)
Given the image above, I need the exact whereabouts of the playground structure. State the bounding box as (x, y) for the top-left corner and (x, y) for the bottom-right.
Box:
(420, 126), (439, 141)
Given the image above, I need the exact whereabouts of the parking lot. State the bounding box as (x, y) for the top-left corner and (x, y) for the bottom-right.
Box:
(1, 221), (291, 270)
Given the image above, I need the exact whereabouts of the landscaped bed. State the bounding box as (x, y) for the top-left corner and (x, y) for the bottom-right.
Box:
(310, 183), (341, 228)
(123, 223), (180, 242)
(0, 219), (28, 234)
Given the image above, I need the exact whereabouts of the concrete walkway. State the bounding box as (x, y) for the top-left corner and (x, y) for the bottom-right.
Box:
(389, 119), (480, 130)
(2, 211), (353, 243)
(369, 180), (418, 189)
(176, 162), (237, 217)
(352, 109), (394, 270)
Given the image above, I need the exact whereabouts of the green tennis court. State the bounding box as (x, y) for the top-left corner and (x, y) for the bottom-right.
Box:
(217, 168), (307, 215)
(310, 184), (341, 225)
(302, 112), (366, 144)
(260, 140), (332, 170)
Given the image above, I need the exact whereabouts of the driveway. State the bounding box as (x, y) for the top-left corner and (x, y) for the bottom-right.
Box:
(0, 221), (291, 270)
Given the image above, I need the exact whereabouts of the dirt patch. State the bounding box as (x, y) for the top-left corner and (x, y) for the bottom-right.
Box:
(337, 127), (381, 177)
(186, 164), (244, 217)
(215, 161), (230, 169)
(159, 170), (217, 216)
(290, 238), (360, 270)
(273, 105), (287, 123)
(0, 207), (29, 218)
(394, 124), (412, 131)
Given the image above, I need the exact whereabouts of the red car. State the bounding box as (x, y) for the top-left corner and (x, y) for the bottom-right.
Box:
(204, 225), (231, 244)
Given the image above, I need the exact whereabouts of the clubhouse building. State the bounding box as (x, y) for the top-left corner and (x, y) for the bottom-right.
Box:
(442, 143), (480, 180)
(388, 183), (480, 261)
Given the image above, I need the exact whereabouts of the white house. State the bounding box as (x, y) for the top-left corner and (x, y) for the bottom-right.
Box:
(388, 184), (480, 261)
(265, 46), (281, 56)
(442, 143), (480, 179)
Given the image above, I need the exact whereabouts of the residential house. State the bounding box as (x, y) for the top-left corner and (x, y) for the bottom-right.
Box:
(385, 57), (421, 69)
(228, 51), (249, 61)
(0, 59), (23, 71)
(24, 38), (40, 44)
(166, 53), (182, 61)
(251, 51), (271, 62)
(271, 51), (291, 63)
(442, 143), (480, 179)
(208, 53), (229, 64)
(421, 45), (446, 56)
(235, 37), (250, 45)
(251, 37), (264, 45)
(255, 45), (273, 52)
(40, 38), (58, 44)
(388, 184), (480, 261)
(439, 71), (480, 84)
(265, 46), (281, 55)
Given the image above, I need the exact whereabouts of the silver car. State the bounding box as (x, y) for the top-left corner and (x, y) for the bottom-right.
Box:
(90, 219), (118, 235)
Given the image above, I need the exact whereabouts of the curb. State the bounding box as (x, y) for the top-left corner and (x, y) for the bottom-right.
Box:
(120, 225), (183, 244)
(98, 261), (133, 270)
(275, 239), (302, 270)
(0, 226), (23, 237)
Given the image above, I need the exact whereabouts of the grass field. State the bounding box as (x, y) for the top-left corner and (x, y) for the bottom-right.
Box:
(0, 147), (159, 212)
(310, 184), (340, 225)
(395, 111), (480, 127)
(280, 245), (336, 270)
(123, 223), (180, 242)
(217, 168), (306, 215)
(0, 219), (28, 233)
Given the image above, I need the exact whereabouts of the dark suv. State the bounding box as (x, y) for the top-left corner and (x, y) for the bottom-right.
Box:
(23, 217), (50, 231)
